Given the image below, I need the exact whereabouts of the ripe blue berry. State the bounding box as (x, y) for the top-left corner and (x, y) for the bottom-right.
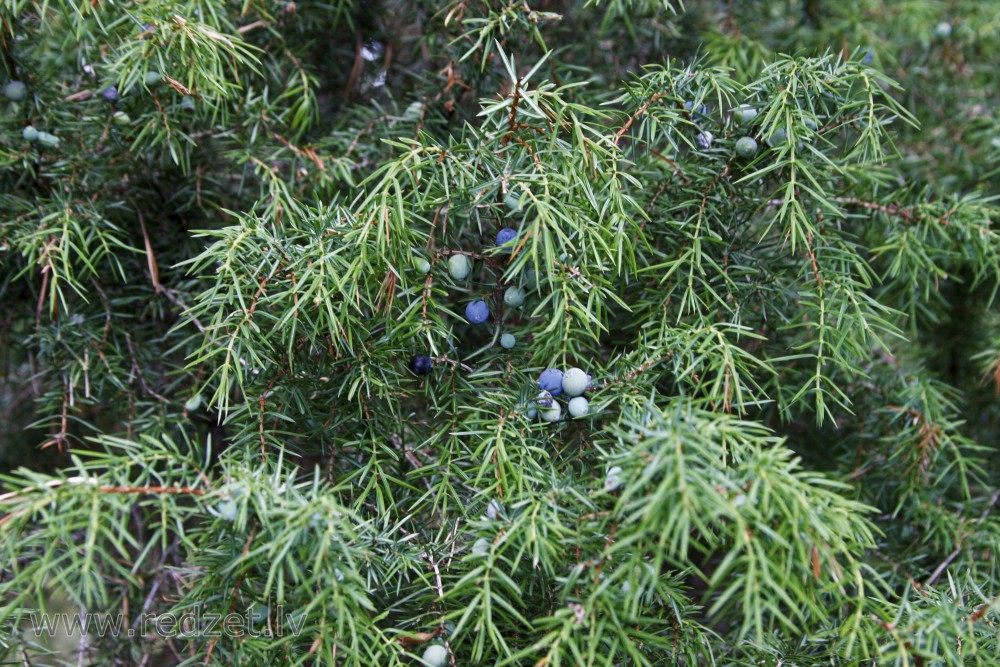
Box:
(568, 396), (589, 418)
(503, 286), (525, 307)
(684, 100), (708, 117)
(465, 300), (489, 324)
(448, 254), (471, 280)
(733, 104), (758, 124)
(22, 126), (38, 142)
(561, 368), (589, 397)
(535, 391), (554, 408)
(409, 354), (433, 375)
(496, 227), (517, 250)
(696, 131), (714, 149)
(102, 86), (118, 102)
(537, 368), (564, 396)
(861, 48), (874, 65)
(735, 136), (758, 158)
(500, 333), (515, 349)
(3, 80), (27, 101)
(422, 644), (449, 667)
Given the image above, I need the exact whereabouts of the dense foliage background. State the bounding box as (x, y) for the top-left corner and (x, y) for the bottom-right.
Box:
(1, 0), (998, 665)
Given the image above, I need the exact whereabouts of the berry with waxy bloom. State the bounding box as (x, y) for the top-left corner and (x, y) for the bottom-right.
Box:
(733, 104), (757, 124)
(496, 227), (517, 250)
(465, 300), (489, 324)
(735, 136), (758, 158)
(537, 368), (564, 396)
(568, 396), (589, 417)
(448, 254), (471, 280)
(503, 286), (525, 307)
(500, 333), (515, 349)
(3, 80), (27, 101)
(422, 644), (449, 667)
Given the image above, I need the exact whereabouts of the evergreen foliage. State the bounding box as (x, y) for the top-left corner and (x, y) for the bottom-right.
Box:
(1, 0), (998, 665)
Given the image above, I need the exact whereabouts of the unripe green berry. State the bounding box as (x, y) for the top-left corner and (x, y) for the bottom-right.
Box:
(540, 400), (562, 423)
(561, 368), (589, 397)
(180, 96), (196, 112)
(413, 257), (431, 274)
(3, 80), (27, 102)
(500, 333), (515, 349)
(113, 111), (131, 125)
(471, 538), (490, 556)
(22, 126), (39, 142)
(503, 286), (525, 307)
(214, 499), (237, 522)
(568, 396), (589, 418)
(185, 394), (203, 412)
(935, 21), (952, 39)
(145, 71), (162, 86)
(37, 132), (60, 148)
(735, 136), (758, 158)
(733, 104), (757, 124)
(448, 254), (471, 280)
(421, 644), (449, 667)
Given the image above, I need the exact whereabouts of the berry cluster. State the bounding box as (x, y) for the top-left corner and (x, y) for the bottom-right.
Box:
(408, 226), (527, 375)
(531, 367), (591, 422)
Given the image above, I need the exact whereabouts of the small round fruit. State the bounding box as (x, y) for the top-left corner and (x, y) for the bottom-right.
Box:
(537, 368), (564, 396)
(500, 333), (515, 349)
(522, 269), (537, 290)
(568, 396), (589, 418)
(684, 100), (707, 116)
(767, 127), (788, 147)
(3, 80), (27, 101)
(486, 498), (502, 519)
(36, 132), (60, 148)
(112, 111), (131, 125)
(535, 391), (554, 408)
(607, 466), (623, 477)
(503, 286), (525, 308)
(561, 368), (589, 397)
(733, 104), (757, 124)
(184, 394), (203, 411)
(413, 257), (431, 274)
(22, 126), (39, 142)
(526, 408), (537, 419)
(214, 499), (238, 522)
(409, 354), (433, 376)
(861, 48), (874, 65)
(145, 71), (162, 86)
(180, 96), (196, 112)
(735, 136), (758, 158)
(496, 227), (517, 250)
(803, 116), (818, 132)
(465, 300), (489, 324)
(540, 400), (562, 423)
(447, 254), (471, 280)
(422, 644), (449, 667)
(604, 473), (623, 492)
(471, 538), (491, 556)
(696, 131), (714, 149)
(504, 192), (522, 211)
(935, 21), (952, 38)
(101, 86), (118, 102)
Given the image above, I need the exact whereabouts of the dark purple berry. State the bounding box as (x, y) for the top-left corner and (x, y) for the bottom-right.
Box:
(102, 86), (118, 102)
(409, 354), (433, 376)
